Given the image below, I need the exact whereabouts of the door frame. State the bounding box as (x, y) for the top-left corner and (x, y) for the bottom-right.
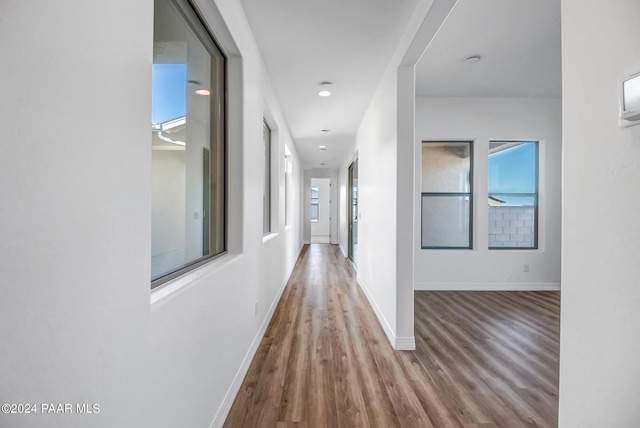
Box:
(348, 158), (358, 265)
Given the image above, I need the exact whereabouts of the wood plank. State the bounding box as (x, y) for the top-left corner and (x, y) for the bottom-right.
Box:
(224, 244), (560, 427)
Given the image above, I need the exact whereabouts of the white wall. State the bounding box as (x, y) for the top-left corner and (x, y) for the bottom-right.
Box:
(559, 0), (640, 426)
(0, 1), (303, 427)
(0, 1), (151, 427)
(414, 97), (562, 290)
(337, 0), (449, 350)
(311, 178), (331, 236)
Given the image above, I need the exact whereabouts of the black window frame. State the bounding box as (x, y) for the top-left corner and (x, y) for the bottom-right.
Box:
(421, 141), (474, 250)
(488, 140), (539, 250)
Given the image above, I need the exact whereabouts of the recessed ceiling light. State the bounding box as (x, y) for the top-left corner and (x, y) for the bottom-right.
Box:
(465, 55), (482, 64)
(318, 82), (333, 97)
(320, 129), (330, 133)
(319, 145), (327, 151)
(320, 163), (326, 166)
(194, 89), (211, 96)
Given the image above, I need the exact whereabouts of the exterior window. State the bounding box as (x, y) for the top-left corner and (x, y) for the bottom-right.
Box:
(263, 120), (271, 235)
(310, 186), (319, 223)
(488, 141), (538, 249)
(151, 0), (226, 286)
(421, 141), (473, 249)
(285, 147), (293, 227)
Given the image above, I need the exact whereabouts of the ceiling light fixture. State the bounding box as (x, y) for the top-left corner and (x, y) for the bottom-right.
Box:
(465, 55), (482, 64)
(319, 145), (327, 151)
(194, 89), (211, 96)
(320, 129), (330, 133)
(318, 82), (333, 97)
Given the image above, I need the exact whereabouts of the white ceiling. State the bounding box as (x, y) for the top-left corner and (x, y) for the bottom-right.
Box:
(240, 0), (420, 169)
(240, 0), (561, 169)
(416, 0), (561, 98)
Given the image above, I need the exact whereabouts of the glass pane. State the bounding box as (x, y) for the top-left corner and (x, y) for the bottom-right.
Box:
(285, 153), (292, 226)
(422, 142), (471, 193)
(263, 121), (271, 235)
(422, 195), (471, 248)
(151, 0), (225, 281)
(488, 195), (536, 248)
(310, 203), (319, 222)
(488, 141), (537, 194)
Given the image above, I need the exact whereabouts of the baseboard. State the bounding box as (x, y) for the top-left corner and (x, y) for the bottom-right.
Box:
(209, 246), (301, 428)
(356, 277), (416, 351)
(339, 245), (347, 258)
(394, 336), (416, 351)
(414, 282), (561, 291)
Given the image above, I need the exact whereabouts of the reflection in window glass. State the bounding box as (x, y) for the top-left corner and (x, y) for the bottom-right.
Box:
(421, 141), (473, 249)
(488, 141), (538, 249)
(263, 121), (271, 235)
(151, 0), (226, 285)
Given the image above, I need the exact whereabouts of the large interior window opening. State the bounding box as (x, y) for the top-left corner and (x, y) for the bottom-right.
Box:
(151, 0), (226, 286)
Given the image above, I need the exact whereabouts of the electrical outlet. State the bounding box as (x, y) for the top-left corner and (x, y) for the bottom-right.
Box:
(523, 264), (530, 273)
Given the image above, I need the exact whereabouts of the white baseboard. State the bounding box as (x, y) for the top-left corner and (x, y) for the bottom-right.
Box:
(209, 247), (301, 428)
(357, 277), (416, 351)
(339, 245), (348, 258)
(394, 336), (416, 351)
(414, 282), (561, 291)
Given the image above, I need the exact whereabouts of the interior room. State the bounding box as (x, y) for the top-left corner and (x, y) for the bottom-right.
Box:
(1, 0), (639, 427)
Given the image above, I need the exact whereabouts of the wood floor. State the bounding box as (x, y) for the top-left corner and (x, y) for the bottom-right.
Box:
(224, 244), (560, 427)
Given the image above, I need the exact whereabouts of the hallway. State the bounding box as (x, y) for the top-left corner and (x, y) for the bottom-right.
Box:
(224, 244), (560, 427)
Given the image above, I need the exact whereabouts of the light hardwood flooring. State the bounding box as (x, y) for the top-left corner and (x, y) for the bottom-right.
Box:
(224, 244), (560, 427)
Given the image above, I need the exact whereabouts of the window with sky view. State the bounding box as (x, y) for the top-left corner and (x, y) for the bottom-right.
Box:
(488, 141), (538, 249)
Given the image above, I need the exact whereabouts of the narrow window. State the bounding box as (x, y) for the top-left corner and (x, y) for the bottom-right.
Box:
(284, 146), (293, 227)
(310, 186), (319, 223)
(488, 141), (538, 249)
(151, 0), (226, 286)
(421, 141), (473, 249)
(263, 120), (271, 235)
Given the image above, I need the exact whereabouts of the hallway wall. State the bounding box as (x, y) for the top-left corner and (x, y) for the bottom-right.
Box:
(559, 0), (640, 425)
(0, 1), (303, 427)
(340, 0), (442, 350)
(147, 1), (305, 425)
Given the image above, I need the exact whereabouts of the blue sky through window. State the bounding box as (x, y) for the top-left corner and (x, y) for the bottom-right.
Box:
(152, 64), (187, 124)
(488, 142), (537, 205)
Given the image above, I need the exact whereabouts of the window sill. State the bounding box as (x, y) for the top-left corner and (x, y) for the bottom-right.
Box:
(150, 252), (243, 307)
(263, 232), (279, 243)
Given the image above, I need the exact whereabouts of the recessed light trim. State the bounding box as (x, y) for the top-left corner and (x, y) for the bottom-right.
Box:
(194, 89), (211, 96)
(320, 129), (330, 133)
(318, 82), (333, 97)
(319, 145), (327, 151)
